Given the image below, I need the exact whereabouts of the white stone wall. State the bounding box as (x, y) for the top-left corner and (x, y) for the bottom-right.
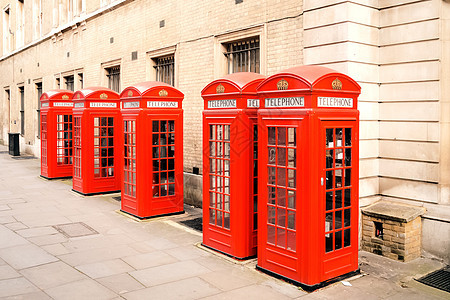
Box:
(303, 0), (380, 202)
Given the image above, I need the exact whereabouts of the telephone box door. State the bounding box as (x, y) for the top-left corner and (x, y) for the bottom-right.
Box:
(258, 116), (304, 280)
(321, 120), (359, 281)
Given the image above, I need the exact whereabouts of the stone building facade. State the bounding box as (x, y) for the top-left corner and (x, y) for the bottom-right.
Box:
(0, 0), (449, 262)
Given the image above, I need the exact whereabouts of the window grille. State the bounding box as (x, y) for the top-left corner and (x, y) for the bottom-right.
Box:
(153, 55), (174, 86)
(65, 75), (74, 91)
(106, 66), (120, 93)
(224, 37), (260, 74)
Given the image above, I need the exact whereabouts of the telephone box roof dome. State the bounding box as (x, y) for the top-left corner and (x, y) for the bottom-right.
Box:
(201, 72), (266, 96)
(120, 81), (184, 99)
(40, 89), (74, 101)
(73, 87), (120, 100)
(257, 65), (361, 94)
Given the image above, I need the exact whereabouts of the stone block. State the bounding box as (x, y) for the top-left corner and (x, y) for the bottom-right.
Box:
(385, 253), (398, 260)
(371, 238), (383, 245)
(392, 236), (405, 244)
(392, 248), (405, 256)
(383, 229), (394, 237)
(362, 235), (371, 242)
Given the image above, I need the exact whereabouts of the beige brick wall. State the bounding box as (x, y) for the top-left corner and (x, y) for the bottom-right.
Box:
(0, 0), (303, 167)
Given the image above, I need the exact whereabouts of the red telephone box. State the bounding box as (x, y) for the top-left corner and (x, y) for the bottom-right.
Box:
(201, 72), (266, 259)
(40, 90), (74, 179)
(72, 87), (122, 195)
(120, 82), (184, 218)
(256, 66), (360, 290)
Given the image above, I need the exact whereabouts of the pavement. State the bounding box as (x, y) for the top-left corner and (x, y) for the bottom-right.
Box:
(0, 144), (448, 300)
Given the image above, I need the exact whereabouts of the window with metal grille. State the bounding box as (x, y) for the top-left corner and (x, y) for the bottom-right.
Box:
(64, 75), (74, 91)
(106, 66), (120, 93)
(36, 82), (42, 138)
(153, 55), (174, 86)
(224, 37), (260, 74)
(19, 86), (25, 136)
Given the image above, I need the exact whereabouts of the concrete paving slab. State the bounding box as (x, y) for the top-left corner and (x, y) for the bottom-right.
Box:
(0, 225), (29, 249)
(0, 244), (58, 270)
(122, 277), (221, 300)
(4, 222), (28, 231)
(41, 243), (71, 256)
(0, 204), (10, 211)
(0, 216), (16, 224)
(75, 258), (134, 279)
(1, 291), (52, 300)
(129, 260), (211, 287)
(0, 277), (39, 298)
(44, 278), (116, 300)
(96, 273), (145, 295)
(122, 251), (178, 270)
(194, 256), (236, 272)
(199, 269), (258, 291)
(19, 261), (86, 290)
(0, 198), (26, 205)
(346, 274), (401, 298)
(7, 203), (43, 215)
(201, 284), (293, 300)
(261, 278), (308, 298)
(127, 241), (157, 253)
(0, 264), (21, 280)
(165, 245), (210, 261)
(57, 244), (140, 266)
(16, 226), (59, 238)
(139, 236), (180, 250)
(14, 213), (72, 228)
(28, 233), (68, 246)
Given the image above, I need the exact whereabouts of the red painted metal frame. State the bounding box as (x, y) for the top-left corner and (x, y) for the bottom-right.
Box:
(40, 89), (74, 179)
(120, 82), (184, 219)
(201, 72), (266, 259)
(72, 87), (122, 196)
(256, 65), (361, 288)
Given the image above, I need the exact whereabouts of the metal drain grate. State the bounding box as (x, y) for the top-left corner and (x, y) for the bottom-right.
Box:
(53, 222), (98, 238)
(416, 266), (450, 293)
(179, 217), (203, 232)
